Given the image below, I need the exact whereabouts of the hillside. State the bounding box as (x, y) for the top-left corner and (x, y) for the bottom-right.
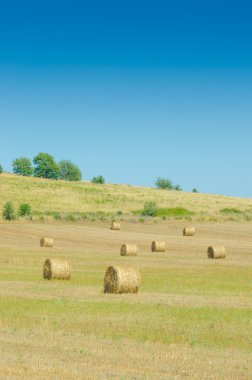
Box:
(0, 173), (251, 221)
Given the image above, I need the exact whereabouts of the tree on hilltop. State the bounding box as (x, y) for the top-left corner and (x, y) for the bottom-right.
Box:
(59, 160), (82, 181)
(33, 153), (60, 179)
(12, 157), (33, 176)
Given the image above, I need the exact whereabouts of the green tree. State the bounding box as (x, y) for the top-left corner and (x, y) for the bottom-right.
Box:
(33, 153), (59, 179)
(59, 160), (82, 181)
(0, 164), (3, 174)
(91, 175), (105, 184)
(155, 177), (173, 190)
(2, 202), (15, 220)
(192, 188), (198, 193)
(12, 157), (33, 176)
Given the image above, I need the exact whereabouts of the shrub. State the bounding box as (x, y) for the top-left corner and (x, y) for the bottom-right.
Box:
(219, 208), (242, 215)
(0, 164), (3, 173)
(192, 188), (198, 193)
(155, 177), (173, 190)
(2, 202), (15, 220)
(19, 203), (32, 217)
(59, 160), (82, 181)
(142, 201), (158, 217)
(91, 175), (105, 184)
(174, 184), (182, 191)
(12, 157), (33, 176)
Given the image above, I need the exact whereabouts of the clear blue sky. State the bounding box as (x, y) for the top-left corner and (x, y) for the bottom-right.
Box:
(0, 0), (251, 197)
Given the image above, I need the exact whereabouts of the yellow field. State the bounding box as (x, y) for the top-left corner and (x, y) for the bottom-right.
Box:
(0, 220), (252, 379)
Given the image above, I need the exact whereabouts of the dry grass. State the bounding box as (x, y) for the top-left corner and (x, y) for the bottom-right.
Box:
(1, 173), (252, 221)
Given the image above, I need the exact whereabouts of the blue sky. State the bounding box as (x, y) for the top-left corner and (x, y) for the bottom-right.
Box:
(0, 0), (251, 197)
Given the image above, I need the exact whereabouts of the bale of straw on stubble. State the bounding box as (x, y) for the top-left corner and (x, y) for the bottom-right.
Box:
(111, 221), (121, 230)
(104, 266), (140, 294)
(43, 258), (71, 280)
(151, 241), (166, 252)
(40, 237), (54, 247)
(207, 245), (226, 259)
(183, 227), (196, 236)
(120, 244), (138, 256)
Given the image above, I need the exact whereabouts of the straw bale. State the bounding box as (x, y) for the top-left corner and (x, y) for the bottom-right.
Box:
(207, 245), (226, 259)
(151, 241), (166, 252)
(43, 258), (71, 280)
(111, 222), (121, 230)
(104, 265), (140, 294)
(183, 227), (196, 236)
(40, 237), (54, 247)
(120, 244), (138, 256)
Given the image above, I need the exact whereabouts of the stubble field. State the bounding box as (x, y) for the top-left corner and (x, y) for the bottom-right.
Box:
(0, 220), (251, 379)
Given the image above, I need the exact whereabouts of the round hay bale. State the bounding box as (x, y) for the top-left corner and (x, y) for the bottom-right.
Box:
(43, 258), (71, 280)
(151, 241), (166, 252)
(40, 237), (54, 248)
(183, 227), (196, 236)
(120, 244), (138, 256)
(111, 221), (121, 230)
(207, 246), (226, 259)
(104, 266), (140, 294)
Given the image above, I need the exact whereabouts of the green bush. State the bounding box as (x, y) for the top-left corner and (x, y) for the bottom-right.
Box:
(91, 175), (105, 184)
(2, 202), (15, 220)
(219, 208), (242, 215)
(18, 203), (32, 217)
(192, 188), (198, 193)
(155, 177), (173, 189)
(0, 164), (3, 174)
(142, 201), (158, 217)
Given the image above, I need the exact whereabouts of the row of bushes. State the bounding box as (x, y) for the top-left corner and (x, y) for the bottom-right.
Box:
(2, 202), (31, 220)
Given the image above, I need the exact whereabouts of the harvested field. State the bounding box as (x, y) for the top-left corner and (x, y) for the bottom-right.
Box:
(0, 220), (252, 379)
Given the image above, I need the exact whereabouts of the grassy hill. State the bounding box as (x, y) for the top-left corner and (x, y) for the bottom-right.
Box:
(0, 173), (252, 222)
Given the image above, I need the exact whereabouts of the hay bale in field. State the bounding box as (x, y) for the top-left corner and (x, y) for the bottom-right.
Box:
(207, 245), (226, 259)
(104, 266), (140, 294)
(120, 244), (138, 256)
(40, 237), (54, 247)
(183, 227), (196, 236)
(111, 221), (121, 230)
(43, 258), (71, 280)
(151, 241), (166, 252)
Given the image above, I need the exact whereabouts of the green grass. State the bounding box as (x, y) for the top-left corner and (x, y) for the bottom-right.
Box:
(132, 207), (194, 218)
(1, 296), (251, 350)
(156, 207), (194, 217)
